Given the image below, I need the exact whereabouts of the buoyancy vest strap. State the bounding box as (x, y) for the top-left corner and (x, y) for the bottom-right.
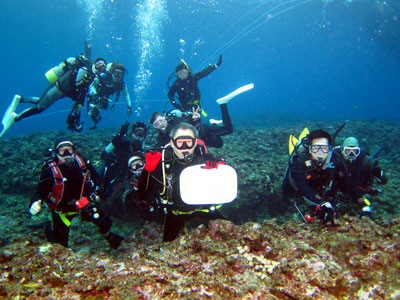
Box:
(47, 154), (87, 210)
(172, 205), (223, 216)
(160, 144), (169, 197)
(196, 139), (207, 153)
(58, 211), (78, 227)
(47, 161), (64, 210)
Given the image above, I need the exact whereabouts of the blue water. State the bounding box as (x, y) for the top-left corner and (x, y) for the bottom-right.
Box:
(0, 0), (399, 137)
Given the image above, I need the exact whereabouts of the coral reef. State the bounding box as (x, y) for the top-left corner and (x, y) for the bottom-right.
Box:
(0, 119), (399, 299)
(0, 217), (399, 299)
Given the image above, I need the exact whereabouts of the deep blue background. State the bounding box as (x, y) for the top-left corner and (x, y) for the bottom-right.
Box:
(0, 0), (399, 137)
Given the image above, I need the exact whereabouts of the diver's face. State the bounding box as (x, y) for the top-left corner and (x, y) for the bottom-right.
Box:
(309, 137), (330, 165)
(171, 128), (196, 160)
(112, 69), (124, 83)
(56, 145), (75, 166)
(177, 69), (189, 80)
(153, 116), (168, 132)
(129, 159), (144, 176)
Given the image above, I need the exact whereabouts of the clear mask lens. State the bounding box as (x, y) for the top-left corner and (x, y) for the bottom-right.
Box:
(310, 144), (330, 154)
(343, 146), (360, 157)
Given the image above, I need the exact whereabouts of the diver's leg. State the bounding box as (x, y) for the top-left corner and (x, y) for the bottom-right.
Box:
(51, 211), (71, 247)
(20, 97), (40, 104)
(219, 103), (233, 135)
(162, 213), (186, 242)
(15, 85), (64, 122)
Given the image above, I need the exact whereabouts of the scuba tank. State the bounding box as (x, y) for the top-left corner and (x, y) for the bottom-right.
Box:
(45, 56), (89, 84)
(45, 57), (76, 84)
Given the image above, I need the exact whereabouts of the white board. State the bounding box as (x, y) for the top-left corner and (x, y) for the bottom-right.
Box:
(180, 164), (237, 205)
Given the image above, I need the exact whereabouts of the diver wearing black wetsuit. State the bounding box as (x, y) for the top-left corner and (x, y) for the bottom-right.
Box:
(139, 122), (227, 242)
(168, 55), (222, 112)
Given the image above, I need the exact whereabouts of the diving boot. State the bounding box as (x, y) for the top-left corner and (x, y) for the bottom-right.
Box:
(104, 232), (124, 249)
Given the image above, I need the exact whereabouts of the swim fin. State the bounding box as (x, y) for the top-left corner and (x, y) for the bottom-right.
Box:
(216, 83), (254, 105)
(0, 95), (20, 138)
(288, 127), (309, 155)
(298, 127), (309, 141)
(288, 135), (298, 155)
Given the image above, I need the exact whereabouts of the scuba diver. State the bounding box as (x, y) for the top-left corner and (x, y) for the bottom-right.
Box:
(150, 82), (255, 149)
(87, 62), (132, 129)
(335, 137), (388, 196)
(150, 108), (201, 148)
(97, 121), (147, 198)
(0, 56), (106, 137)
(282, 129), (368, 224)
(29, 138), (124, 249)
(107, 152), (157, 220)
(138, 122), (228, 242)
(167, 55), (222, 115)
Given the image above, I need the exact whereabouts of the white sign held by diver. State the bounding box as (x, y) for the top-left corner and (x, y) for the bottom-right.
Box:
(180, 164), (238, 205)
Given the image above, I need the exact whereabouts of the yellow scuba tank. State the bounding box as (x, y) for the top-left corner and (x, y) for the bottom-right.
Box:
(45, 63), (67, 84)
(44, 57), (77, 84)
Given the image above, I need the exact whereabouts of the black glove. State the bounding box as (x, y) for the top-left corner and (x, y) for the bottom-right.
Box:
(216, 55), (222, 68)
(66, 111), (83, 132)
(120, 121), (130, 136)
(112, 134), (131, 148)
(315, 202), (334, 224)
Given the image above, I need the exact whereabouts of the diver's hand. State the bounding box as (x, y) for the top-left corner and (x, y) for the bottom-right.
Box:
(120, 121), (130, 136)
(192, 107), (201, 121)
(316, 202), (334, 224)
(144, 151), (162, 172)
(215, 55), (222, 68)
(29, 200), (42, 216)
(203, 157), (225, 169)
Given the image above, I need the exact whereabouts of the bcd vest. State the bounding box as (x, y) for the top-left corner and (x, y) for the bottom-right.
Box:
(46, 154), (88, 210)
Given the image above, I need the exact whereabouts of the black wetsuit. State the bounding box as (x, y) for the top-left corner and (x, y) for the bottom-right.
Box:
(338, 151), (388, 195)
(282, 150), (363, 205)
(99, 134), (144, 198)
(34, 155), (114, 247)
(16, 57), (94, 122)
(154, 104), (233, 149)
(168, 65), (217, 111)
(139, 145), (225, 242)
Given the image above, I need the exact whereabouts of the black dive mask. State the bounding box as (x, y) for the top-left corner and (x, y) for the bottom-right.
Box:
(172, 136), (195, 150)
(58, 149), (73, 157)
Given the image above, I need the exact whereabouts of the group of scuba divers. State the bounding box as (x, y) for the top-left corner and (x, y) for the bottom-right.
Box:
(1, 49), (387, 250)
(0, 53), (132, 136)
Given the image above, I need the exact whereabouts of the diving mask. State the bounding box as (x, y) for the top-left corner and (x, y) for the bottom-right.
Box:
(342, 146), (360, 158)
(310, 144), (330, 154)
(112, 70), (124, 81)
(173, 136), (196, 150)
(94, 61), (106, 73)
(57, 146), (75, 157)
(152, 117), (167, 131)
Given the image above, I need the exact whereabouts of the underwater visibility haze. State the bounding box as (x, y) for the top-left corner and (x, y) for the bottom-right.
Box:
(0, 0), (399, 137)
(0, 1), (400, 299)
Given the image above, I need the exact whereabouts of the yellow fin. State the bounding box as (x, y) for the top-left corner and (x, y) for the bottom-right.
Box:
(298, 127), (309, 141)
(289, 135), (299, 155)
